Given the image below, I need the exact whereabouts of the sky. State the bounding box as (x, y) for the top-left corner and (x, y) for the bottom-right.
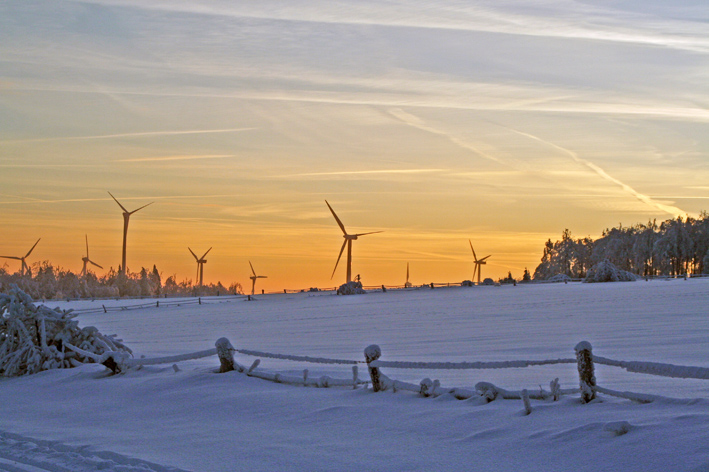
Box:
(1, 0), (708, 290)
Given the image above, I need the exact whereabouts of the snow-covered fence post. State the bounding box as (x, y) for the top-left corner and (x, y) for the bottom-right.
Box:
(521, 389), (532, 415)
(364, 344), (383, 392)
(550, 378), (561, 401)
(420, 378), (434, 397)
(215, 337), (236, 373)
(352, 366), (359, 389)
(575, 341), (596, 403)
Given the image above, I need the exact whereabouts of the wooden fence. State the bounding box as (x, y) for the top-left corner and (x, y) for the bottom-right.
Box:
(79, 339), (709, 408)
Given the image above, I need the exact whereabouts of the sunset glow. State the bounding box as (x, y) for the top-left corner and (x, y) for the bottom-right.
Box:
(2, 0), (708, 290)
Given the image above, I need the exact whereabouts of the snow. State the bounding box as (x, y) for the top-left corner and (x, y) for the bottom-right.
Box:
(1, 279), (709, 471)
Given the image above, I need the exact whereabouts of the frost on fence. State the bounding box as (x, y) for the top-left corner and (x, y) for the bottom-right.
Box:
(0, 286), (132, 377)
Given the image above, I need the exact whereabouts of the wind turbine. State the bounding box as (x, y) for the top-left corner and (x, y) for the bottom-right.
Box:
(108, 191), (153, 274)
(325, 200), (383, 284)
(469, 239), (491, 285)
(1, 238), (40, 276)
(81, 235), (103, 277)
(405, 262), (412, 288)
(189, 247), (212, 287)
(248, 261), (267, 295)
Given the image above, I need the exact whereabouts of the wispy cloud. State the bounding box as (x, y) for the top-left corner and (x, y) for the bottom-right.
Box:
(278, 168), (446, 178)
(90, 1), (709, 53)
(504, 127), (694, 218)
(3, 128), (256, 144)
(115, 155), (235, 163)
(0, 194), (247, 205)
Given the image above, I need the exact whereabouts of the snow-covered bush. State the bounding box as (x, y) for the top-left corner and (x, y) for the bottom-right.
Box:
(584, 260), (637, 283)
(481, 278), (496, 286)
(546, 274), (572, 283)
(461, 280), (473, 287)
(337, 281), (366, 295)
(0, 286), (132, 377)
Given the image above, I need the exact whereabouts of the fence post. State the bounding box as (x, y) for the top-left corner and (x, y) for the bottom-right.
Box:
(215, 337), (236, 373)
(575, 341), (596, 403)
(364, 344), (383, 392)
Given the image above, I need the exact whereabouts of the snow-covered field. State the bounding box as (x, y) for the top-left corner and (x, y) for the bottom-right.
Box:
(2, 280), (709, 471)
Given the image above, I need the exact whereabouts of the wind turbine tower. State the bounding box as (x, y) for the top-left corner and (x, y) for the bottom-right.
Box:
(189, 247), (212, 287)
(1, 238), (40, 276)
(249, 261), (267, 295)
(81, 235), (103, 277)
(405, 262), (412, 288)
(325, 200), (383, 284)
(469, 239), (491, 285)
(108, 191), (153, 274)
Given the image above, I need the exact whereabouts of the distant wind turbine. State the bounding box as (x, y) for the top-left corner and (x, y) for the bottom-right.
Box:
(405, 262), (412, 288)
(189, 247), (212, 287)
(1, 238), (40, 277)
(325, 200), (383, 284)
(108, 191), (153, 274)
(81, 235), (103, 277)
(249, 261), (267, 295)
(469, 239), (491, 285)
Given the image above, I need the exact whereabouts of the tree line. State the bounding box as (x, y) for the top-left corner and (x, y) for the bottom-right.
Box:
(534, 212), (709, 280)
(0, 263), (243, 300)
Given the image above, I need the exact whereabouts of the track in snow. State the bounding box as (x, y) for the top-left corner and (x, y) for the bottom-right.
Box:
(0, 431), (189, 472)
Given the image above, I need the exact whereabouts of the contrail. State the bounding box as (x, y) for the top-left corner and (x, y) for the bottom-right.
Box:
(388, 108), (503, 164)
(3, 128), (256, 144)
(505, 127), (692, 218)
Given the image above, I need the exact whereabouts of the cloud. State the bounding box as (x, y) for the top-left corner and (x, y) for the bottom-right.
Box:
(3, 128), (256, 144)
(277, 168), (447, 178)
(116, 155), (235, 163)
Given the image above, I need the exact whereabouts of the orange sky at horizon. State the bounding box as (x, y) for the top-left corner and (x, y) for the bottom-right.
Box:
(2, 1), (708, 290)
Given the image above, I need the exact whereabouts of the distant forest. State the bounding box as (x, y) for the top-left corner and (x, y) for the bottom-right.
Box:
(0, 264), (243, 300)
(534, 212), (709, 280)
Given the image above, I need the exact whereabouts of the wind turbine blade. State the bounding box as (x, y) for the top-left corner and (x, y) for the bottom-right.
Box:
(0, 256), (22, 261)
(85, 234), (89, 258)
(325, 200), (348, 235)
(331, 239), (347, 279)
(249, 261), (256, 277)
(89, 260), (103, 269)
(188, 247), (199, 261)
(25, 238), (41, 258)
(258, 276), (267, 279)
(129, 201), (154, 215)
(352, 231), (384, 237)
(201, 247), (213, 259)
(479, 255), (491, 262)
(107, 191), (129, 213)
(469, 239), (478, 261)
